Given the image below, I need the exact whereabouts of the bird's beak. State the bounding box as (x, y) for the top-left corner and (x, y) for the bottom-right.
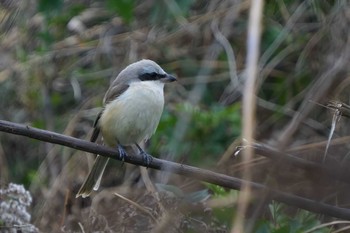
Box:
(161, 74), (177, 83)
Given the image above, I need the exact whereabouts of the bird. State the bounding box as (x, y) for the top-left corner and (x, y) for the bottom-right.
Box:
(76, 59), (176, 198)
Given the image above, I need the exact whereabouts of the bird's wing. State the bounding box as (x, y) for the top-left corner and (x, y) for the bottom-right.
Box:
(90, 79), (128, 140)
(103, 82), (130, 104)
(90, 110), (102, 142)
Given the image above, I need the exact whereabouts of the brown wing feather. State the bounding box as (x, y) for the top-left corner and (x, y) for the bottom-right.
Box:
(103, 82), (130, 104)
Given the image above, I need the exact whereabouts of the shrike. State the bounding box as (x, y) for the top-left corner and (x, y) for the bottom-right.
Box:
(76, 59), (176, 198)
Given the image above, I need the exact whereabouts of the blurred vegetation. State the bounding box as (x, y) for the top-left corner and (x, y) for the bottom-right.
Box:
(0, 0), (349, 232)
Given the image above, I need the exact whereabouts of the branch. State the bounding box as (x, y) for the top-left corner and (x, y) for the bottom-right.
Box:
(254, 144), (350, 185)
(1, 119), (350, 220)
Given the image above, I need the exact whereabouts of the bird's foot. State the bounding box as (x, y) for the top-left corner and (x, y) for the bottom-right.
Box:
(135, 143), (153, 166)
(140, 150), (153, 166)
(117, 144), (128, 161)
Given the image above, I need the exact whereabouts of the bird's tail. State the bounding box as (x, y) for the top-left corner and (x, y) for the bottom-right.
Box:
(76, 155), (109, 198)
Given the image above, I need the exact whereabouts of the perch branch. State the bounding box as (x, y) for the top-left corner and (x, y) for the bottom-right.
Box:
(1, 119), (350, 220)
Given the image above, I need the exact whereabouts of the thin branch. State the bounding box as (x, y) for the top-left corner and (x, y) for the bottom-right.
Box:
(253, 144), (350, 185)
(1, 120), (350, 220)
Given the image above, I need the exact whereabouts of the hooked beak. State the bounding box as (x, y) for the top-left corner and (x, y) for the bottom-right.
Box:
(161, 74), (177, 83)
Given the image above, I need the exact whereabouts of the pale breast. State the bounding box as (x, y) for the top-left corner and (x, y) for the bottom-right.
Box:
(99, 81), (165, 146)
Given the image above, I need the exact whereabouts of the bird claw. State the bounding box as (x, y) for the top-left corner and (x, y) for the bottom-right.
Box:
(117, 145), (127, 161)
(134, 144), (153, 166)
(140, 151), (153, 166)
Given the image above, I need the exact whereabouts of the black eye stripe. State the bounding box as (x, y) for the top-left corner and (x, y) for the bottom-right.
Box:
(139, 72), (166, 81)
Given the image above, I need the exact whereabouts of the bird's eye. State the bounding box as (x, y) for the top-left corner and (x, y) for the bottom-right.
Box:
(149, 72), (158, 78)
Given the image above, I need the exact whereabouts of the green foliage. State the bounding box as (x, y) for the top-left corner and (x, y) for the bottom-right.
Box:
(38, 0), (63, 13)
(255, 202), (331, 233)
(150, 0), (194, 26)
(183, 103), (241, 164)
(205, 183), (232, 197)
(261, 24), (283, 53)
(37, 0), (86, 48)
(151, 102), (241, 165)
(204, 184), (239, 228)
(212, 207), (235, 228)
(107, 0), (135, 23)
(201, 187), (333, 233)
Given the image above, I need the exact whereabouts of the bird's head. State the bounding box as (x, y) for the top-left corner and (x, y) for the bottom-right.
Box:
(117, 59), (176, 84)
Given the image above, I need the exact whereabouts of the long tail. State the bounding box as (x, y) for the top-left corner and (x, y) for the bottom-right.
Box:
(76, 155), (109, 198)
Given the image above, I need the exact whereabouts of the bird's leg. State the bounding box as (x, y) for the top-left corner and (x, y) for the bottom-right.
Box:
(135, 143), (153, 166)
(117, 144), (128, 161)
